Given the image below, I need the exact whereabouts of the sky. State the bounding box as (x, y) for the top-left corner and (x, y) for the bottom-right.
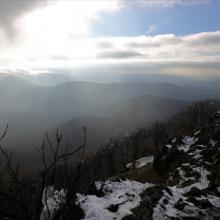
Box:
(0, 0), (220, 79)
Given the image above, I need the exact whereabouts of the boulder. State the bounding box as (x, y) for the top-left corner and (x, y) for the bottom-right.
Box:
(153, 145), (183, 173)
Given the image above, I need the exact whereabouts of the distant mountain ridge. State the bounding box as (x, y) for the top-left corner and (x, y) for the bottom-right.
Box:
(0, 78), (219, 116)
(0, 73), (220, 153)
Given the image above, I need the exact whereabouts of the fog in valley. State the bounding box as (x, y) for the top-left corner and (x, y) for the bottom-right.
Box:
(1, 72), (220, 165)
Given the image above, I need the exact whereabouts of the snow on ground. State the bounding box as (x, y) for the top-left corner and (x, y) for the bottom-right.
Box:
(206, 195), (220, 208)
(76, 135), (219, 220)
(40, 186), (66, 220)
(126, 156), (154, 169)
(153, 135), (220, 219)
(210, 139), (217, 147)
(178, 136), (197, 152)
(194, 131), (200, 136)
(177, 167), (195, 184)
(190, 169), (210, 189)
(153, 186), (184, 220)
(77, 180), (153, 220)
(40, 132), (220, 220)
(153, 168), (211, 219)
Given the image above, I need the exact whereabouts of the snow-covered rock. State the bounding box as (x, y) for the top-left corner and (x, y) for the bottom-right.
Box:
(40, 186), (66, 220)
(152, 120), (220, 219)
(77, 180), (153, 220)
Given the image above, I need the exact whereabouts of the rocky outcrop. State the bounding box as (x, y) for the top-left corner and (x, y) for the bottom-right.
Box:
(76, 111), (220, 220)
(151, 111), (220, 219)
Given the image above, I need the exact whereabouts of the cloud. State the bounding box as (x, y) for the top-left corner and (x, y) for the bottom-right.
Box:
(91, 31), (220, 61)
(95, 41), (114, 49)
(0, 0), (47, 38)
(0, 0), (120, 41)
(96, 50), (144, 59)
(0, 0), (218, 79)
(29, 60), (220, 81)
(184, 31), (220, 46)
(146, 25), (157, 34)
(1, 30), (220, 74)
(146, 20), (171, 34)
(122, 0), (210, 8)
(0, 0), (210, 41)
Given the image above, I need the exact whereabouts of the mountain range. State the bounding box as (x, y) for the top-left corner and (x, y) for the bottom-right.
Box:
(0, 72), (220, 155)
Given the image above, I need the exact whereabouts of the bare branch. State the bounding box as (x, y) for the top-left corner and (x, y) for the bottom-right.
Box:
(0, 124), (8, 142)
(46, 145), (83, 173)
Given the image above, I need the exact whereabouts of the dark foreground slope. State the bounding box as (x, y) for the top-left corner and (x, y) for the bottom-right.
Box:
(1, 101), (220, 220)
(75, 111), (220, 219)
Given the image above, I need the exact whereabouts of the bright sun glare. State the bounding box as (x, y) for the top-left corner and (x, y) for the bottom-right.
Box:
(11, 0), (119, 69)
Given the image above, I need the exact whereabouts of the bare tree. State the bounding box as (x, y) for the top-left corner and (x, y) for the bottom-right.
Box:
(0, 125), (86, 220)
(0, 125), (32, 220)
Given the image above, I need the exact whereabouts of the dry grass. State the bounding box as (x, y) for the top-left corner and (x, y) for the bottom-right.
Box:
(109, 163), (163, 184)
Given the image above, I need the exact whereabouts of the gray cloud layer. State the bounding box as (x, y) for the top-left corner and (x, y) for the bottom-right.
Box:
(89, 31), (220, 61)
(96, 50), (144, 59)
(0, 0), (47, 38)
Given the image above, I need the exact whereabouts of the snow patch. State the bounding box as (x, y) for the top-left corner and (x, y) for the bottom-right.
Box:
(40, 186), (66, 220)
(210, 139), (217, 147)
(207, 195), (220, 208)
(126, 156), (154, 169)
(178, 136), (197, 152)
(77, 180), (153, 220)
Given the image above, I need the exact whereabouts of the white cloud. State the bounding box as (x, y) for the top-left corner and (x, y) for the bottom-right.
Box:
(91, 31), (220, 61)
(0, 0), (121, 68)
(6, 27), (219, 69)
(146, 25), (157, 34)
(146, 19), (171, 34)
(1, 30), (219, 79)
(123, 0), (210, 8)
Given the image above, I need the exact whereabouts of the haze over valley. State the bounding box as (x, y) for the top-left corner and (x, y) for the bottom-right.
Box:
(1, 72), (220, 155)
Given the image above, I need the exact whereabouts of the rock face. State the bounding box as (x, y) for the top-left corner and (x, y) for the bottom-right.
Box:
(121, 112), (220, 219)
(153, 144), (184, 173)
